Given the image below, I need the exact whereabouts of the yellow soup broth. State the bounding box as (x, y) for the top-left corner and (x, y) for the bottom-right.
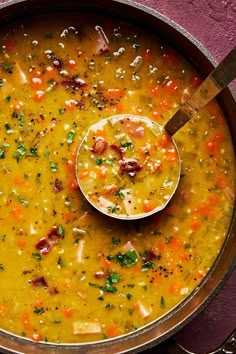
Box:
(0, 13), (235, 344)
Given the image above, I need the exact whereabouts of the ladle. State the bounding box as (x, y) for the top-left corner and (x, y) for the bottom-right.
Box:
(76, 46), (236, 220)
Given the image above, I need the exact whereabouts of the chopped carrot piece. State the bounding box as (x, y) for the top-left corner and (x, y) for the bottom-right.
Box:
(216, 174), (228, 189)
(34, 90), (45, 102)
(164, 148), (178, 162)
(78, 169), (89, 180)
(180, 252), (191, 261)
(114, 100), (124, 113)
(195, 268), (206, 279)
(101, 258), (111, 271)
(16, 236), (27, 248)
(189, 219), (201, 232)
(155, 242), (165, 254)
(150, 83), (159, 96)
(206, 140), (217, 154)
(158, 133), (171, 148)
(12, 207), (24, 221)
(106, 325), (120, 338)
(91, 128), (107, 140)
(31, 333), (42, 342)
(168, 281), (181, 295)
(159, 99), (171, 112)
(62, 279), (71, 289)
(97, 165), (108, 178)
(68, 176), (79, 190)
(139, 142), (153, 156)
(14, 101), (24, 112)
(64, 99), (78, 110)
(104, 88), (124, 100)
(31, 77), (43, 90)
(67, 59), (77, 69)
(45, 65), (57, 79)
(169, 237), (183, 252)
(133, 264), (141, 272)
(151, 111), (160, 120)
(34, 299), (44, 307)
(21, 312), (30, 329)
(152, 273), (163, 285)
(13, 175), (25, 185)
(63, 307), (73, 318)
(164, 79), (179, 95)
(0, 304), (8, 316)
(62, 212), (73, 222)
(65, 159), (75, 173)
(143, 199), (156, 213)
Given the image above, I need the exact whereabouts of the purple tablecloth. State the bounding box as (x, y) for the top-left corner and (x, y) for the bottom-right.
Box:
(0, 0), (235, 353)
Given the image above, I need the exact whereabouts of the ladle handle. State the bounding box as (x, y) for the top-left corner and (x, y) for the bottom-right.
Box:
(164, 46), (236, 136)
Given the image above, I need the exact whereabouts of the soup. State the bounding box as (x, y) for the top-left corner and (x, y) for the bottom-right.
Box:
(0, 13), (235, 344)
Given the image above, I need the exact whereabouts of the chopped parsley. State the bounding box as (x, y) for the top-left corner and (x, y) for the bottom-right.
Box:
(5, 96), (11, 103)
(29, 147), (39, 157)
(160, 296), (165, 309)
(59, 108), (65, 114)
(95, 158), (103, 166)
(17, 195), (29, 207)
(89, 272), (120, 294)
(0, 62), (14, 73)
(50, 161), (57, 172)
(58, 225), (65, 239)
(5, 123), (14, 134)
(67, 130), (75, 145)
(120, 140), (132, 149)
(115, 187), (125, 199)
(105, 54), (111, 61)
(52, 319), (61, 323)
(107, 204), (120, 214)
(107, 250), (138, 267)
(0, 235), (6, 241)
(0, 264), (5, 270)
(32, 253), (42, 260)
(141, 261), (155, 271)
(112, 237), (121, 246)
(36, 173), (41, 184)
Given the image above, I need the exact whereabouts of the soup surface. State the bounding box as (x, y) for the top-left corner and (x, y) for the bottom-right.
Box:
(0, 13), (235, 344)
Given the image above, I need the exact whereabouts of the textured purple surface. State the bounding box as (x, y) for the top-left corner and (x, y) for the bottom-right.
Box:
(0, 0), (235, 353)
(135, 0), (236, 62)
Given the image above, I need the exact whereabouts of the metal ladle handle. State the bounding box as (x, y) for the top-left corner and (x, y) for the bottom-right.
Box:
(164, 46), (236, 136)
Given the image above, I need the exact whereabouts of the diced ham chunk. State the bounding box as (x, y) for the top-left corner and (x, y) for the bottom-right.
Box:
(122, 118), (145, 138)
(119, 159), (142, 177)
(136, 301), (151, 318)
(73, 321), (102, 334)
(76, 239), (85, 263)
(95, 26), (110, 55)
(91, 137), (108, 154)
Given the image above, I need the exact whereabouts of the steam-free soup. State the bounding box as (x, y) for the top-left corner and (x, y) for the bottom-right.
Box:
(0, 13), (235, 344)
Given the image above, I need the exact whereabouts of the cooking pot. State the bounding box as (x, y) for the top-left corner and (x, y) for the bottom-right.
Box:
(0, 0), (235, 353)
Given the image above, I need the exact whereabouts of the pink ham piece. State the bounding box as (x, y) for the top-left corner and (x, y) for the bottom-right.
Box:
(95, 25), (110, 55)
(73, 321), (102, 334)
